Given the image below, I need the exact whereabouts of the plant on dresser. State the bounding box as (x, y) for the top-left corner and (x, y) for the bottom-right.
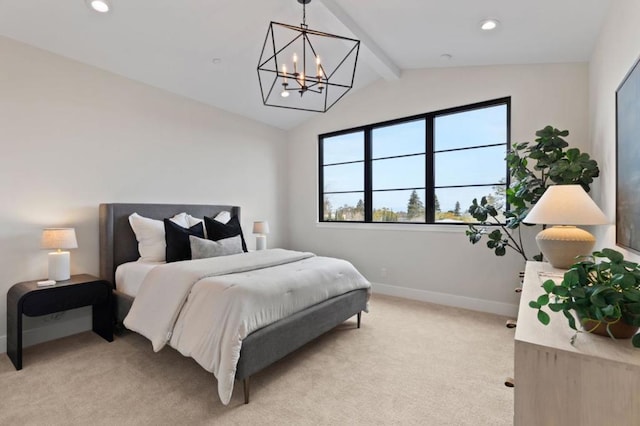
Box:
(529, 248), (640, 348)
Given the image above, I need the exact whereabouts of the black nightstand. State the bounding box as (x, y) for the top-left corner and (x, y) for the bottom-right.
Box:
(6, 274), (113, 370)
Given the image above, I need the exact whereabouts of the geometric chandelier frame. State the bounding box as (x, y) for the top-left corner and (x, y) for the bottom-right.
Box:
(257, 0), (360, 113)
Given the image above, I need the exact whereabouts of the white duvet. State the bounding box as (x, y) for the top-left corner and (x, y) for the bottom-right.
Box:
(123, 248), (371, 405)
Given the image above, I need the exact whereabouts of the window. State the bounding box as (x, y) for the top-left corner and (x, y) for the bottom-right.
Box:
(319, 97), (510, 224)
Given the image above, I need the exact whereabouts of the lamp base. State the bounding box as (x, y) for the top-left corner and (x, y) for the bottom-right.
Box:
(536, 226), (596, 269)
(48, 251), (71, 281)
(256, 235), (267, 251)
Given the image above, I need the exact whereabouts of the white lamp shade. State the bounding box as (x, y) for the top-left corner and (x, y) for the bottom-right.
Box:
(523, 185), (608, 225)
(252, 221), (270, 235)
(41, 228), (78, 250)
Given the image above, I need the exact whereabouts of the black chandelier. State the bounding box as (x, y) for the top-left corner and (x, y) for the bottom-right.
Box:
(257, 0), (360, 113)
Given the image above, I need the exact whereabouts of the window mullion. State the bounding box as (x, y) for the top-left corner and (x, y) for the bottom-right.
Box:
(425, 116), (435, 223)
(318, 136), (325, 221)
(364, 127), (372, 222)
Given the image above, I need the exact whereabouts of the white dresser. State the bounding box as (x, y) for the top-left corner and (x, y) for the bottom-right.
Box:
(514, 261), (640, 425)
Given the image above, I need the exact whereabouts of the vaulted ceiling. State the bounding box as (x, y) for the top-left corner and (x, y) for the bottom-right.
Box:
(0, 0), (611, 129)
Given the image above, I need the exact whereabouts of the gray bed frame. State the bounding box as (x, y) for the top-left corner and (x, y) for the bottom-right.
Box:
(98, 203), (368, 404)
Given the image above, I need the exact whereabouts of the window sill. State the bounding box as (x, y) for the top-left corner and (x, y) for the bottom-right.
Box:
(316, 221), (478, 233)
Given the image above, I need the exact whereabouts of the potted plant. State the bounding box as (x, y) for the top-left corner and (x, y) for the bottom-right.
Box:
(529, 248), (640, 347)
(466, 125), (600, 260)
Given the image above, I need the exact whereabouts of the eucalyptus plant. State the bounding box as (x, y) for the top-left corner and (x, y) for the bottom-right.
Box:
(529, 248), (640, 348)
(466, 125), (600, 260)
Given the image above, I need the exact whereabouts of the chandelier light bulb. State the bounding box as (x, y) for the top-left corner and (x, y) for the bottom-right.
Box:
(281, 90), (290, 98)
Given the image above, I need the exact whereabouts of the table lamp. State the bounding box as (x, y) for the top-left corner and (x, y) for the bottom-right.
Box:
(523, 185), (608, 269)
(252, 221), (270, 251)
(41, 228), (78, 281)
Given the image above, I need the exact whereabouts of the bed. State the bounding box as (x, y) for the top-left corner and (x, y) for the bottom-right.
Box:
(98, 203), (370, 405)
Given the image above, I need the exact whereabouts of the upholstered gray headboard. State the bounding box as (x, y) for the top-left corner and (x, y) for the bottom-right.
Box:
(99, 203), (240, 285)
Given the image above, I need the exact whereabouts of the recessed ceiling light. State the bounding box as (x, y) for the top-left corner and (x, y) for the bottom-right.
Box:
(480, 18), (499, 31)
(211, 58), (222, 65)
(87, 0), (111, 13)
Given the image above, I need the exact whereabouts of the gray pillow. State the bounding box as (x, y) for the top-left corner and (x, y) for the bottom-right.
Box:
(189, 235), (244, 260)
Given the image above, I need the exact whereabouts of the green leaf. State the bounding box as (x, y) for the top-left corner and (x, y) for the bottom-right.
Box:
(548, 303), (565, 312)
(537, 310), (551, 325)
(488, 229), (502, 240)
(615, 273), (637, 289)
(562, 310), (577, 330)
(632, 334), (640, 348)
(542, 279), (556, 294)
(601, 248), (624, 263)
(623, 289), (640, 302)
(590, 286), (609, 307)
(563, 269), (580, 287)
(536, 294), (550, 306)
(553, 286), (570, 298)
(624, 302), (640, 315)
(602, 305), (616, 317)
(529, 301), (541, 309)
(570, 287), (586, 298)
(604, 292), (624, 306)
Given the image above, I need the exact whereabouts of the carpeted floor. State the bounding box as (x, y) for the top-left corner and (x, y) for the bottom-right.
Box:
(0, 294), (514, 425)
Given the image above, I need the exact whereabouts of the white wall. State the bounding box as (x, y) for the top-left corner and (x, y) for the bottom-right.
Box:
(589, 0), (640, 261)
(0, 36), (288, 352)
(287, 63), (590, 316)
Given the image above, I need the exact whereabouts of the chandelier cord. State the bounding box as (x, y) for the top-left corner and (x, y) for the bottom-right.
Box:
(302, 2), (306, 27)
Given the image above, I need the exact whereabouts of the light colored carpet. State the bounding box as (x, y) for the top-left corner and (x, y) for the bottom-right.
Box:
(0, 294), (514, 425)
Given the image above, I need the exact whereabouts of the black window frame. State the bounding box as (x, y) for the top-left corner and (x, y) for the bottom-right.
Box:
(318, 97), (511, 224)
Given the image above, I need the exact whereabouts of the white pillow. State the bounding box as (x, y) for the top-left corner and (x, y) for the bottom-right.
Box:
(186, 214), (203, 227)
(128, 212), (189, 262)
(190, 235), (243, 260)
(186, 211), (230, 238)
(213, 211), (231, 224)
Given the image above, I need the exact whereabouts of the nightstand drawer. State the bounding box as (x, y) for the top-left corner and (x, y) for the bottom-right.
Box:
(7, 274), (113, 370)
(22, 281), (109, 316)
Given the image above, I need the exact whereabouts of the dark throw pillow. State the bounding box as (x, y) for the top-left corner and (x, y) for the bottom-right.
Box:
(203, 215), (248, 252)
(164, 219), (205, 263)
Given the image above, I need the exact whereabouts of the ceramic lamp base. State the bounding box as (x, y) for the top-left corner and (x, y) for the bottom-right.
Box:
(256, 235), (267, 251)
(48, 251), (71, 281)
(536, 226), (595, 269)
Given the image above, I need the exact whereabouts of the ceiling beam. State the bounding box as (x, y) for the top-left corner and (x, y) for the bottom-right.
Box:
(318, 0), (401, 81)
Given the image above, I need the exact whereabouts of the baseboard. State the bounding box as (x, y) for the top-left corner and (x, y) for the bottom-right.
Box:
(0, 316), (91, 354)
(371, 282), (519, 317)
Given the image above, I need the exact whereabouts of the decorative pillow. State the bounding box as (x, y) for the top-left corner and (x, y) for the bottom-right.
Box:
(204, 215), (248, 252)
(129, 212), (189, 262)
(190, 235), (243, 260)
(164, 220), (205, 263)
(185, 211), (230, 238)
